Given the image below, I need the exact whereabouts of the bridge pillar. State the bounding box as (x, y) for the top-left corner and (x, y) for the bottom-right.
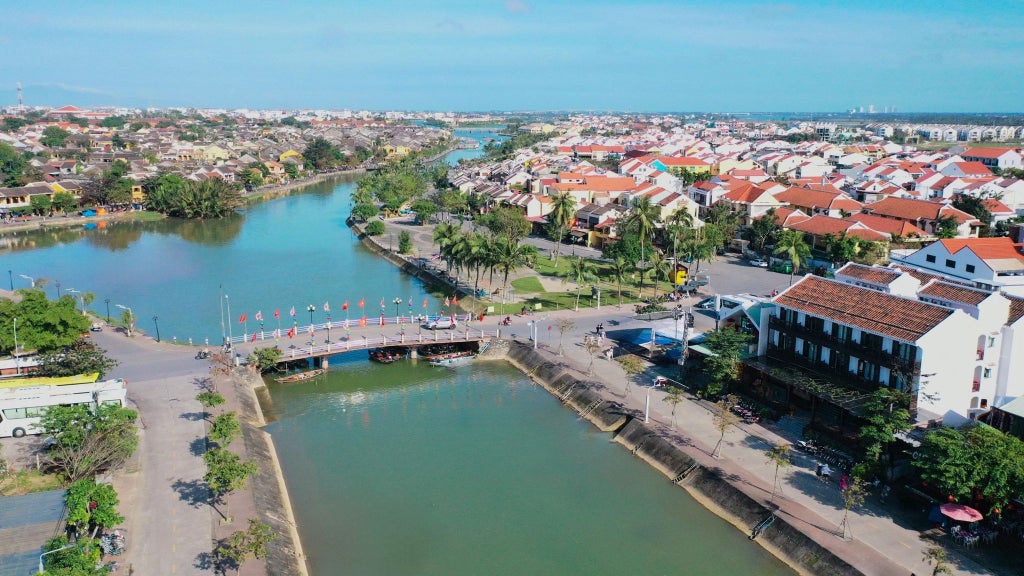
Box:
(322, 357), (329, 370)
(410, 347), (418, 359)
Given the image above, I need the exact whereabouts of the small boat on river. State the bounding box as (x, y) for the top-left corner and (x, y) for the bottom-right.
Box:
(275, 369), (326, 383)
(369, 347), (407, 364)
(427, 350), (474, 367)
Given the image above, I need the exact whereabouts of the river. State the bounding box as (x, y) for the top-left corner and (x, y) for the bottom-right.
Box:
(1, 128), (793, 575)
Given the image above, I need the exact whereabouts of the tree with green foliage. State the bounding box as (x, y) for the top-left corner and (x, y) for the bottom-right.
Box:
(703, 203), (740, 247)
(34, 338), (118, 378)
(712, 394), (740, 458)
(1, 116), (27, 132)
(922, 546), (952, 576)
(51, 190), (78, 213)
(858, 388), (912, 472)
(171, 178), (243, 219)
(65, 478), (124, 537)
(601, 233), (644, 267)
(99, 116), (127, 128)
(355, 164), (427, 212)
(410, 199), (438, 224)
(618, 355), (645, 398)
(702, 329), (752, 396)
(745, 208), (781, 253)
(365, 220), (385, 236)
(245, 346), (282, 373)
(477, 205), (531, 243)
(914, 423), (1024, 510)
(774, 229), (812, 285)
(217, 519), (276, 575)
(547, 192), (577, 267)
(0, 290), (91, 353)
(436, 188), (468, 220)
(30, 193), (52, 215)
(41, 126), (71, 147)
(351, 202), (380, 222)
(41, 403), (139, 482)
(564, 256), (598, 311)
(491, 238), (538, 312)
(951, 193), (993, 235)
(203, 447), (258, 515)
(765, 443), (792, 504)
(302, 138), (340, 170)
(211, 412), (242, 447)
(664, 386), (684, 428)
(398, 230), (413, 254)
(239, 168), (264, 190)
(111, 133), (127, 150)
(196, 390), (226, 421)
(838, 476), (866, 539)
(0, 142), (27, 186)
(40, 535), (105, 576)
(283, 160), (300, 179)
(608, 256), (629, 308)
(935, 215), (960, 239)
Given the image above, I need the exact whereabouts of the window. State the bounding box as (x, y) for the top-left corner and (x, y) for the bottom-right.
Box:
(966, 264), (975, 273)
(926, 255), (936, 263)
(945, 259), (956, 268)
(983, 367), (992, 378)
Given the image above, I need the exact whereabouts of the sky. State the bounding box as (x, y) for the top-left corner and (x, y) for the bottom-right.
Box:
(3, 0), (1023, 113)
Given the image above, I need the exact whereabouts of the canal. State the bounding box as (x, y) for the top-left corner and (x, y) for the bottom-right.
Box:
(1, 127), (794, 575)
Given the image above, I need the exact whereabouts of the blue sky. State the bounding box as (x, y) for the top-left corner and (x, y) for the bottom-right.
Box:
(4, 0), (1022, 112)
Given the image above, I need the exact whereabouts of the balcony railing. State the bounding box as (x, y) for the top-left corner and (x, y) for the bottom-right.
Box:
(767, 316), (920, 374)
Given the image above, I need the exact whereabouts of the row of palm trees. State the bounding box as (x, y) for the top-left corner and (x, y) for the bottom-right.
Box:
(432, 222), (538, 308)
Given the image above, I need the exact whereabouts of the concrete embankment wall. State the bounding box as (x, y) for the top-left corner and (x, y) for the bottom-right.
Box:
(504, 341), (863, 576)
(232, 369), (310, 576)
(348, 216), (464, 299)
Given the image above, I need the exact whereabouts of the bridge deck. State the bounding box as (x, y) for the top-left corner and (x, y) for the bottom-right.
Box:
(273, 328), (499, 362)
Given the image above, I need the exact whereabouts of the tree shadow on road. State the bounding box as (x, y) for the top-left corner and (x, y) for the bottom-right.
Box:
(195, 543), (238, 576)
(172, 478), (210, 509)
(189, 437), (209, 457)
(193, 376), (215, 392)
(180, 411), (208, 422)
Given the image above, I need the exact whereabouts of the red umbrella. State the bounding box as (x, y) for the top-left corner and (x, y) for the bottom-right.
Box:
(939, 503), (983, 522)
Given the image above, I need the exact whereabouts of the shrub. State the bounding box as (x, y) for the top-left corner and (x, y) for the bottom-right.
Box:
(365, 220), (385, 236)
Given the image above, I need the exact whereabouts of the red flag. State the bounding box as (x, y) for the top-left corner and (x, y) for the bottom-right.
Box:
(255, 311), (263, 322)
(422, 298), (428, 309)
(380, 314), (385, 326)
(290, 306), (296, 317)
(358, 298), (365, 308)
(251, 332), (258, 343)
(444, 297), (450, 306)
(239, 313), (247, 323)
(287, 326), (296, 339)
(359, 316), (367, 327)
(342, 300), (349, 311)
(380, 298), (385, 309)
(452, 294), (458, 306)
(274, 308), (280, 319)
(308, 325), (315, 336)
(324, 301), (330, 312)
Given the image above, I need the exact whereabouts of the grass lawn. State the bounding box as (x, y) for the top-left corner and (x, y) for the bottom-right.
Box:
(510, 276), (545, 293)
(0, 470), (64, 496)
(130, 210), (165, 221)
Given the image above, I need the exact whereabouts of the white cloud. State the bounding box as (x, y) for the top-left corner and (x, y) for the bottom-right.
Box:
(504, 0), (530, 14)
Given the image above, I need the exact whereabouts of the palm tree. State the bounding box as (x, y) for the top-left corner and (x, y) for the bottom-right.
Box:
(609, 256), (629, 308)
(655, 255), (676, 299)
(548, 192), (576, 267)
(623, 197), (661, 298)
(774, 229), (811, 285)
(432, 222), (462, 274)
(491, 239), (538, 314)
(564, 256), (597, 311)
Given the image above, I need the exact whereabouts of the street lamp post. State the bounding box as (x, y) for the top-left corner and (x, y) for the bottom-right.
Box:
(225, 294), (233, 348)
(19, 274), (34, 288)
(116, 304), (134, 336)
(152, 316), (160, 342)
(307, 305), (315, 326)
(12, 317), (19, 375)
(104, 298), (111, 323)
(393, 297), (402, 319)
(55, 281), (61, 299)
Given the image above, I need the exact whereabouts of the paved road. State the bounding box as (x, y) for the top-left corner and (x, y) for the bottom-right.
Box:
(92, 329), (215, 575)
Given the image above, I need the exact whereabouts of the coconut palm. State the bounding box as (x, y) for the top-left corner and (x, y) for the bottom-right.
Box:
(622, 197), (661, 298)
(491, 239), (538, 313)
(608, 256), (629, 308)
(432, 222), (462, 274)
(774, 229), (811, 285)
(563, 256), (598, 311)
(547, 192), (576, 267)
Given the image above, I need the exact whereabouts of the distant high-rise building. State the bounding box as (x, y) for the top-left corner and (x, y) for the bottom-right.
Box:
(859, 106), (865, 113)
(868, 104), (876, 114)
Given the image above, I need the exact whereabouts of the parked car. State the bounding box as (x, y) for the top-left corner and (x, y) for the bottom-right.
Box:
(90, 323), (103, 332)
(749, 258), (768, 268)
(427, 317), (458, 330)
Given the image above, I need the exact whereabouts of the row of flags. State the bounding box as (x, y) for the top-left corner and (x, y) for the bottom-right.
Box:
(234, 295), (460, 339)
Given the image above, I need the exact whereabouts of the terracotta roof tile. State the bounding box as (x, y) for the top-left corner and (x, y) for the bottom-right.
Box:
(917, 280), (990, 306)
(774, 275), (953, 342)
(1006, 294), (1024, 325)
(835, 263), (902, 286)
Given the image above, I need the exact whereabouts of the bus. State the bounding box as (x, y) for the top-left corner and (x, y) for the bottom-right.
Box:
(0, 373), (101, 390)
(0, 378), (128, 438)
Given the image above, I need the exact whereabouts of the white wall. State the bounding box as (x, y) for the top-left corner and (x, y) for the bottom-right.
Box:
(917, 310), (983, 426)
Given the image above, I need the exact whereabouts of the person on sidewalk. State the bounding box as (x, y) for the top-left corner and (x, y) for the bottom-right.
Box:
(819, 463), (831, 483)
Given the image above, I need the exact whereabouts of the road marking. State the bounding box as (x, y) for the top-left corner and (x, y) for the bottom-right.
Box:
(173, 543), (176, 552)
(900, 541), (911, 549)
(172, 524), (177, 534)
(172, 565), (176, 573)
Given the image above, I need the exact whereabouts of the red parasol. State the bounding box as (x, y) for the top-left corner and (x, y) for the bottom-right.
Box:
(939, 503), (983, 522)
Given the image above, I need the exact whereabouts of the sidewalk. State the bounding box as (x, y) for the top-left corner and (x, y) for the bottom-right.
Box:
(534, 311), (995, 576)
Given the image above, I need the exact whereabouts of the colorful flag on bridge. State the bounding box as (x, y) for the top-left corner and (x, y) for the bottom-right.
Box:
(359, 316), (367, 327)
(255, 311), (263, 322)
(380, 298), (385, 309)
(452, 294), (458, 306)
(274, 308), (280, 319)
(290, 306), (296, 317)
(444, 297), (450, 307)
(287, 326), (296, 339)
(342, 301), (349, 311)
(238, 313), (247, 323)
(358, 298), (365, 308)
(324, 301), (330, 313)
(251, 332), (258, 343)
(308, 325), (315, 336)
(422, 298), (428, 309)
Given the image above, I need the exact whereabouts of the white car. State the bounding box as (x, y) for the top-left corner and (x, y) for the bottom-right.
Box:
(749, 258), (768, 268)
(427, 318), (458, 330)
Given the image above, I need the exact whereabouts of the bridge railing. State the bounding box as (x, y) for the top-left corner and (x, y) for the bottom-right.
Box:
(225, 313), (476, 346)
(278, 328), (500, 360)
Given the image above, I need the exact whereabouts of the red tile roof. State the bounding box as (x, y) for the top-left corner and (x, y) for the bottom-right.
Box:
(844, 213), (929, 238)
(773, 186), (861, 213)
(962, 147), (1017, 159)
(835, 263), (902, 285)
(775, 275), (954, 342)
(917, 280), (991, 306)
(1006, 294), (1024, 325)
(953, 162), (993, 176)
(938, 237), (1024, 264)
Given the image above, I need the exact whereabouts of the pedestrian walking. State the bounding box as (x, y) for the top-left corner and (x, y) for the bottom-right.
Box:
(840, 474), (849, 492)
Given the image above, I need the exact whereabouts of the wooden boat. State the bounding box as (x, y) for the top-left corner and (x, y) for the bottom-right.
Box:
(275, 368), (326, 383)
(369, 347), (404, 364)
(427, 350), (474, 367)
